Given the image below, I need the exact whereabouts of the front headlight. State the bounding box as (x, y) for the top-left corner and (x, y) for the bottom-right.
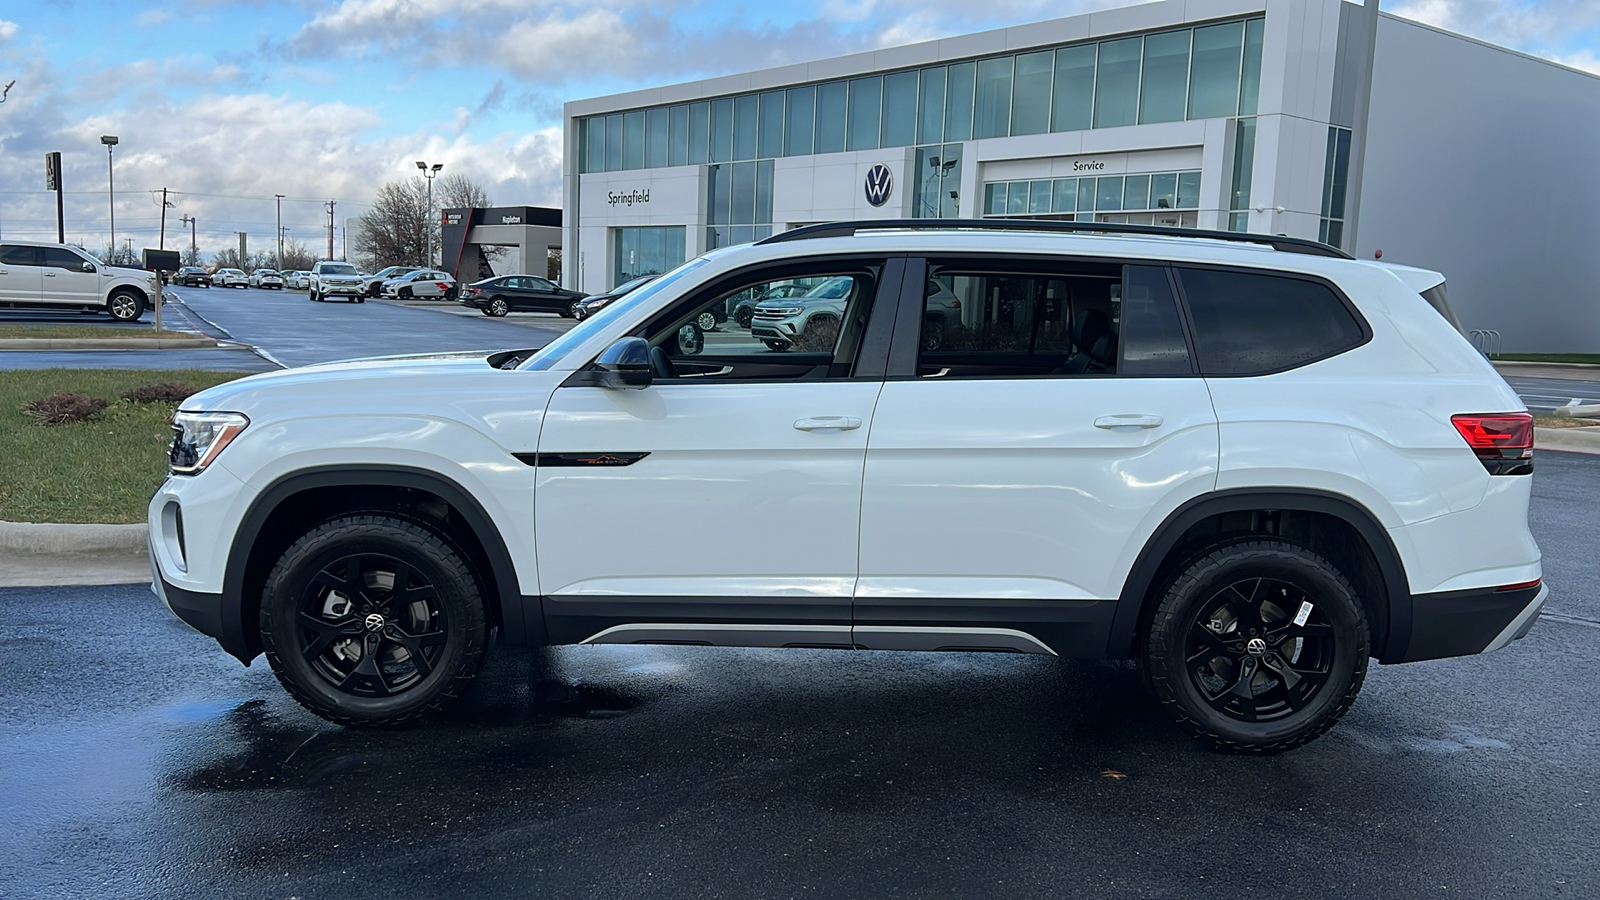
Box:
(762, 306), (804, 316)
(169, 411), (249, 476)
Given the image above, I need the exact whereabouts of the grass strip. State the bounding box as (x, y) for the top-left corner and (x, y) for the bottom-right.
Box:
(0, 369), (246, 524)
(0, 325), (201, 339)
(1495, 353), (1600, 365)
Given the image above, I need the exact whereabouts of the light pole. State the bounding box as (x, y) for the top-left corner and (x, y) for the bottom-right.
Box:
(274, 193), (285, 269)
(416, 160), (443, 266)
(180, 215), (196, 263)
(101, 135), (119, 260)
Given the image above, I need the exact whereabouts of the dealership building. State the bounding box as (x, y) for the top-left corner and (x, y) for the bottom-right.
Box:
(562, 0), (1600, 351)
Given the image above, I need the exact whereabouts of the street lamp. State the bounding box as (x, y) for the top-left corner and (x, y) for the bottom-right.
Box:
(416, 160), (443, 266)
(275, 194), (285, 269)
(101, 135), (119, 260)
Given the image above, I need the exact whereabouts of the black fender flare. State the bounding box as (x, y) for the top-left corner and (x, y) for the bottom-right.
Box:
(220, 465), (539, 663)
(1109, 488), (1411, 661)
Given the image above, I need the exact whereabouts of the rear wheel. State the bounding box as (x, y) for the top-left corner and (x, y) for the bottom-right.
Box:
(1142, 538), (1368, 753)
(696, 311), (717, 331)
(107, 290), (145, 322)
(487, 298), (509, 317)
(260, 513), (489, 727)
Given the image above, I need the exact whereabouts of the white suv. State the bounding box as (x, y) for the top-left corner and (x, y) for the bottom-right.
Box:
(308, 260), (365, 302)
(0, 240), (158, 320)
(149, 221), (1546, 752)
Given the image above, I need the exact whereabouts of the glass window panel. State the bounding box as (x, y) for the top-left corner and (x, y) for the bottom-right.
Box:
(918, 67), (947, 144)
(1240, 17), (1264, 116)
(1139, 30), (1190, 124)
(708, 164), (731, 224)
(623, 111), (646, 169)
(1050, 45), (1095, 133)
(758, 91), (785, 159)
(756, 160), (774, 223)
(1151, 172), (1177, 209)
(688, 102), (711, 164)
(945, 61), (976, 141)
(882, 70), (918, 147)
(1122, 265), (1194, 375)
(734, 94), (758, 160)
(1233, 212), (1251, 233)
(974, 57), (1012, 139)
(1094, 37), (1142, 128)
(1178, 267), (1363, 375)
(604, 114), (622, 171)
(1330, 128), (1352, 218)
(786, 86), (815, 156)
(848, 76), (882, 150)
(711, 98), (734, 162)
(1076, 212), (1095, 221)
(1177, 171), (1201, 208)
(1325, 219), (1344, 248)
(668, 105), (689, 166)
(1052, 178), (1077, 212)
(584, 117), (605, 173)
(816, 81), (848, 153)
(915, 147), (941, 218)
(1006, 182), (1028, 215)
(731, 161), (756, 225)
(1233, 118), (1257, 211)
(985, 182), (1006, 216)
(1096, 176), (1124, 211)
(938, 144), (963, 217)
(1189, 21), (1244, 119)
(1010, 51), (1053, 136)
(646, 107), (669, 168)
(1123, 174), (1150, 210)
(1077, 179), (1097, 211)
(755, 225), (772, 241)
(1029, 180), (1051, 214)
(731, 225), (754, 245)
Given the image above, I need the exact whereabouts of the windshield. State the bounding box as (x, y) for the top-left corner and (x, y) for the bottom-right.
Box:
(523, 257), (711, 371)
(321, 264), (358, 275)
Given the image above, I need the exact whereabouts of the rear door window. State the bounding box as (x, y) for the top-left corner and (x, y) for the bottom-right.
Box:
(1176, 267), (1366, 375)
(0, 245), (39, 266)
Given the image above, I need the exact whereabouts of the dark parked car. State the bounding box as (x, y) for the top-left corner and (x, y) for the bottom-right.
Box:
(458, 274), (586, 317)
(571, 274), (658, 320)
(174, 266), (211, 288)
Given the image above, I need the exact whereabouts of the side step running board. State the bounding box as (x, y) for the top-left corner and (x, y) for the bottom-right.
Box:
(579, 623), (1057, 656)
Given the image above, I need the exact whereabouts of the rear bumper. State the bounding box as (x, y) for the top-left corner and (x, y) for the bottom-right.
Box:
(1385, 583), (1547, 663)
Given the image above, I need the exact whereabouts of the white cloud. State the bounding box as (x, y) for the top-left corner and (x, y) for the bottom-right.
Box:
(135, 10), (171, 28)
(0, 19), (18, 43)
(1387, 0), (1600, 52)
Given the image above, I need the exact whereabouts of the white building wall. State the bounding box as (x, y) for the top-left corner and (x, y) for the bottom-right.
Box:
(1358, 15), (1600, 351)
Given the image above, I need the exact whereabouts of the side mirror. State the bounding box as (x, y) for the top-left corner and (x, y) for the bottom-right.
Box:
(593, 336), (652, 389)
(677, 322), (705, 355)
(82, 262), (96, 272)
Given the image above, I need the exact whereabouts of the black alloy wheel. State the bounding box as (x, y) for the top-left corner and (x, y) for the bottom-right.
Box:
(1142, 537), (1367, 753)
(487, 298), (509, 317)
(260, 512), (488, 727)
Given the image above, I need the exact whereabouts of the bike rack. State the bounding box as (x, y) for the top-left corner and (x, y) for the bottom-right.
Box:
(1469, 329), (1502, 358)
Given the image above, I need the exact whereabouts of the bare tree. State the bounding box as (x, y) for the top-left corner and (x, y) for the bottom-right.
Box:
(180, 246), (204, 267)
(210, 247), (245, 270)
(277, 238), (317, 271)
(352, 178), (429, 271)
(437, 173), (490, 211)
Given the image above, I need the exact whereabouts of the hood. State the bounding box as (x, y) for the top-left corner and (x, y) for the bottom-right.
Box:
(180, 350), (541, 413)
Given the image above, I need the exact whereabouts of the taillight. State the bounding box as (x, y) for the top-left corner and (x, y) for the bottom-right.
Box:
(1451, 412), (1533, 475)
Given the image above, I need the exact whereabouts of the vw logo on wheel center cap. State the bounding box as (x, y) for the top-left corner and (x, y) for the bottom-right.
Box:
(1245, 637), (1268, 657)
(364, 613), (386, 631)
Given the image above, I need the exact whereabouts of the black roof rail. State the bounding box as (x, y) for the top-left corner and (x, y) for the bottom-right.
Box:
(755, 218), (1355, 259)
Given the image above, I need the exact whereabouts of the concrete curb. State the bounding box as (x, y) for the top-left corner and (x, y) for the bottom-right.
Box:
(1535, 426), (1600, 455)
(0, 521), (150, 588)
(0, 337), (219, 350)
(0, 520), (148, 554)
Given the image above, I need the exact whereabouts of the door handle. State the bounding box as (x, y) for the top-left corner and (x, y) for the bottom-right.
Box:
(794, 416), (862, 432)
(44, 272), (57, 277)
(1094, 414), (1164, 430)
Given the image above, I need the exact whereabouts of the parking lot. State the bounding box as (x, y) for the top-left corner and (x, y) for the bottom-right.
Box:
(1, 452), (1596, 899)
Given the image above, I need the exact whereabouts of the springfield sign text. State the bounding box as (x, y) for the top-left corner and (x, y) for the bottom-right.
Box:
(608, 189), (650, 207)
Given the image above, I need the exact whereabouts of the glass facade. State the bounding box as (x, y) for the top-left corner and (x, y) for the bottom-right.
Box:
(706, 161), (776, 249)
(983, 169), (1201, 226)
(613, 227), (687, 289)
(1229, 117), (1256, 233)
(1319, 126), (1353, 248)
(578, 16), (1265, 174)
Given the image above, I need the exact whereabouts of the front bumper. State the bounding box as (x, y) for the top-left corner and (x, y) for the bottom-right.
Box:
(1387, 583), (1548, 663)
(150, 546), (253, 663)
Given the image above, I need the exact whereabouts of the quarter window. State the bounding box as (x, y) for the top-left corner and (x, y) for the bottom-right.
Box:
(0, 245), (39, 266)
(1176, 268), (1365, 375)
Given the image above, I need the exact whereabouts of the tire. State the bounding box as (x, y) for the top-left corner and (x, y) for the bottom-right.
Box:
(763, 340), (789, 352)
(399, 287), (413, 300)
(260, 512), (489, 727)
(695, 311), (717, 331)
(1142, 537), (1369, 754)
(735, 308), (753, 329)
(106, 290), (145, 322)
(487, 298), (509, 317)
(311, 290), (321, 302)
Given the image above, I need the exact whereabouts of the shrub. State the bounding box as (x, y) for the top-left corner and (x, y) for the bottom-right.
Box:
(120, 382), (196, 404)
(22, 392), (111, 425)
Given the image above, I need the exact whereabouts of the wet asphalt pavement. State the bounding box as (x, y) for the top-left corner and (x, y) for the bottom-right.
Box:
(2, 465), (1598, 898)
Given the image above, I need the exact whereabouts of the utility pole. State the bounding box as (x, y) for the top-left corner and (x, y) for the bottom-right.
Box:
(325, 200), (336, 260)
(180, 215), (196, 263)
(275, 193), (285, 268)
(45, 152), (64, 242)
(238, 231), (247, 268)
(158, 187), (172, 250)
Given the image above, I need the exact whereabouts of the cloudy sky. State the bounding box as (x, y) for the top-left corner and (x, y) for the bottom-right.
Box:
(0, 0), (1595, 260)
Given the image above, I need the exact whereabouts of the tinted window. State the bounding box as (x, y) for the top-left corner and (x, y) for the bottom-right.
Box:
(529, 278), (558, 292)
(1177, 267), (1364, 375)
(43, 247), (89, 270)
(1, 245), (39, 266)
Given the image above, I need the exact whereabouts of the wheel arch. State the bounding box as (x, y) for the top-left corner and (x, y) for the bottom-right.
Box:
(1111, 489), (1411, 662)
(221, 465), (539, 664)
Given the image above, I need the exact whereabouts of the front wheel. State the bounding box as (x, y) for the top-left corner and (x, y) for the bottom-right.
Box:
(487, 298), (509, 317)
(399, 287), (413, 300)
(107, 290), (145, 321)
(695, 311), (717, 331)
(260, 513), (489, 727)
(1142, 537), (1368, 754)
(310, 290), (321, 301)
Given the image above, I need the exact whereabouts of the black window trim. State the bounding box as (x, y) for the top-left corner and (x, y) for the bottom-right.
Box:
(1168, 262), (1372, 379)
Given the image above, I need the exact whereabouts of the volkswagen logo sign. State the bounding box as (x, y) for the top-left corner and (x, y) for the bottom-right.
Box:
(864, 164), (894, 208)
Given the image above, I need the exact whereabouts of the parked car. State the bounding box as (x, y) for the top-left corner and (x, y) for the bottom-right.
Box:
(0, 239), (158, 320)
(285, 271), (311, 290)
(152, 219), (1545, 754)
(308, 260), (364, 302)
(213, 268), (248, 289)
(458, 274), (586, 317)
(571, 275), (657, 320)
(174, 266), (211, 288)
(732, 281), (808, 328)
(381, 269), (456, 300)
(250, 269), (286, 290)
(362, 265), (421, 298)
